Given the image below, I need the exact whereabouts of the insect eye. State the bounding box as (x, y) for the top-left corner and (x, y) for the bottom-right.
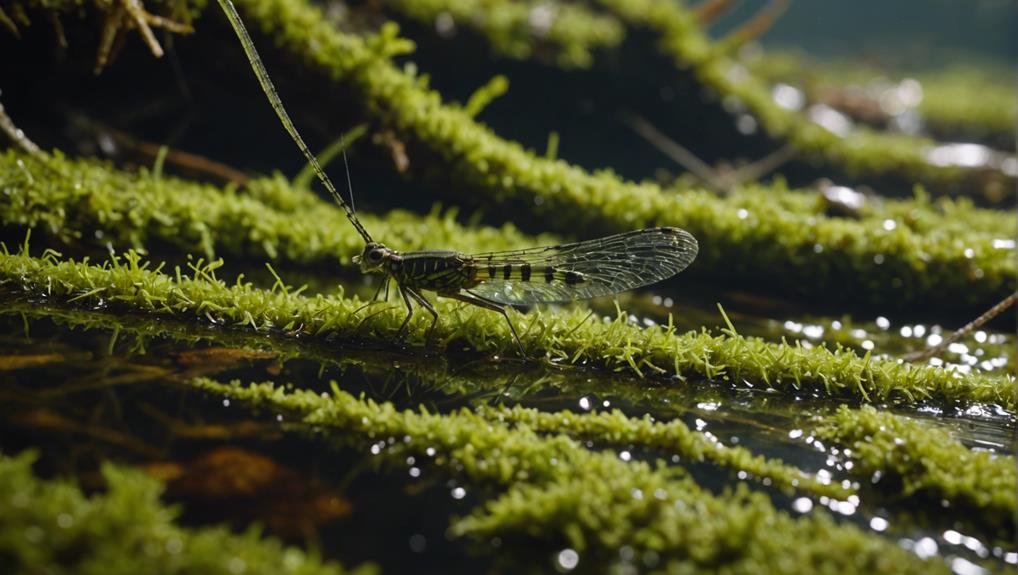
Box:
(368, 249), (383, 261)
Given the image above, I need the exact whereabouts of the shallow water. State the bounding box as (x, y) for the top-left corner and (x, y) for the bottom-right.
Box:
(1, 286), (1013, 572)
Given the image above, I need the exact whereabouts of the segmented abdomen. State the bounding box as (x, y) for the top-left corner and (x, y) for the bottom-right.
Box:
(476, 261), (585, 285)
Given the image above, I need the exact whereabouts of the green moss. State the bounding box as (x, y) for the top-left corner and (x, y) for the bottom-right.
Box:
(0, 245), (1012, 408)
(593, 0), (1013, 195)
(189, 377), (946, 574)
(815, 405), (1016, 530)
(382, 0), (625, 68)
(0, 150), (560, 265)
(0, 451), (371, 575)
(4, 150), (1016, 318)
(212, 0), (1014, 311)
(473, 403), (846, 497)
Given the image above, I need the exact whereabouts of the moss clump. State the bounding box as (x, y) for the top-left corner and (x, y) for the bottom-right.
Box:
(0, 245), (1012, 408)
(190, 377), (946, 574)
(211, 0), (1014, 312)
(815, 405), (1017, 530)
(0, 451), (371, 575)
(473, 403), (847, 498)
(382, 0), (625, 68)
(0, 150), (559, 265)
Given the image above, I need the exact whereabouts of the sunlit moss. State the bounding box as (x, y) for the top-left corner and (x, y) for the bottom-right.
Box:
(0, 150), (557, 266)
(0, 245), (1011, 408)
(474, 403), (847, 497)
(3, 148), (1016, 319)
(815, 405), (1016, 530)
(189, 377), (946, 574)
(381, 0), (624, 68)
(0, 451), (371, 575)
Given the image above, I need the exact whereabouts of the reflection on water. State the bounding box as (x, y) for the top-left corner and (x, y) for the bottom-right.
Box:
(0, 301), (1012, 572)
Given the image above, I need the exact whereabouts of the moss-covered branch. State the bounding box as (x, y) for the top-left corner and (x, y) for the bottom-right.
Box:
(473, 403), (845, 497)
(214, 0), (1014, 311)
(0, 451), (371, 575)
(0, 244), (1012, 408)
(815, 405), (1016, 531)
(0, 150), (559, 266)
(190, 377), (946, 574)
(381, 0), (624, 68)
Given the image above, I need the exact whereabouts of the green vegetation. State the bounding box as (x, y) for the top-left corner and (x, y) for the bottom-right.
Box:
(0, 243), (1011, 408)
(0, 150), (556, 266)
(0, 451), (371, 575)
(816, 405), (1016, 530)
(4, 144), (1015, 315)
(190, 377), (946, 574)
(381, 0), (624, 68)
(211, 0), (1014, 311)
(1, 0), (1014, 570)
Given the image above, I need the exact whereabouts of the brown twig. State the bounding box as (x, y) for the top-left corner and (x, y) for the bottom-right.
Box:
(723, 0), (790, 47)
(68, 111), (250, 184)
(123, 0), (164, 57)
(622, 111), (793, 194)
(0, 97), (46, 160)
(694, 0), (736, 24)
(0, 5), (20, 37)
(904, 291), (1018, 363)
(95, 1), (126, 74)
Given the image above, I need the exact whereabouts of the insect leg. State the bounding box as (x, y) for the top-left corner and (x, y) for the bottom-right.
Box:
(369, 275), (390, 302)
(396, 284), (415, 338)
(443, 291), (525, 356)
(407, 288), (440, 339)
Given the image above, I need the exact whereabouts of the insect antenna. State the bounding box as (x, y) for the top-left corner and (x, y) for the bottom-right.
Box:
(342, 147), (356, 215)
(215, 0), (375, 245)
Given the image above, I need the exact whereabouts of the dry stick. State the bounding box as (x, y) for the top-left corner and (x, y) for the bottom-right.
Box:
(724, 0), (791, 47)
(693, 0), (736, 24)
(0, 97), (46, 160)
(123, 0), (165, 58)
(0, 5), (20, 37)
(48, 11), (68, 48)
(75, 114), (250, 184)
(622, 111), (725, 191)
(622, 111), (793, 194)
(732, 143), (796, 183)
(904, 291), (1018, 363)
(95, 2), (126, 74)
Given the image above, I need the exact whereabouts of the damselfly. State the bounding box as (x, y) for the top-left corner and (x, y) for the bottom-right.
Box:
(215, 0), (699, 354)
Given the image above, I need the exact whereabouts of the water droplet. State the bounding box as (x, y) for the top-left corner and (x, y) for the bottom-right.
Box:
(792, 497), (813, 513)
(913, 537), (938, 559)
(772, 83), (805, 111)
(557, 549), (579, 571)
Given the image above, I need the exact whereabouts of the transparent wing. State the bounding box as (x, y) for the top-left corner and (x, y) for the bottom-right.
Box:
(467, 227), (698, 305)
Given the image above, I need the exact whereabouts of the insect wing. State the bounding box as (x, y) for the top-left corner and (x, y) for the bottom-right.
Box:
(467, 227), (698, 305)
